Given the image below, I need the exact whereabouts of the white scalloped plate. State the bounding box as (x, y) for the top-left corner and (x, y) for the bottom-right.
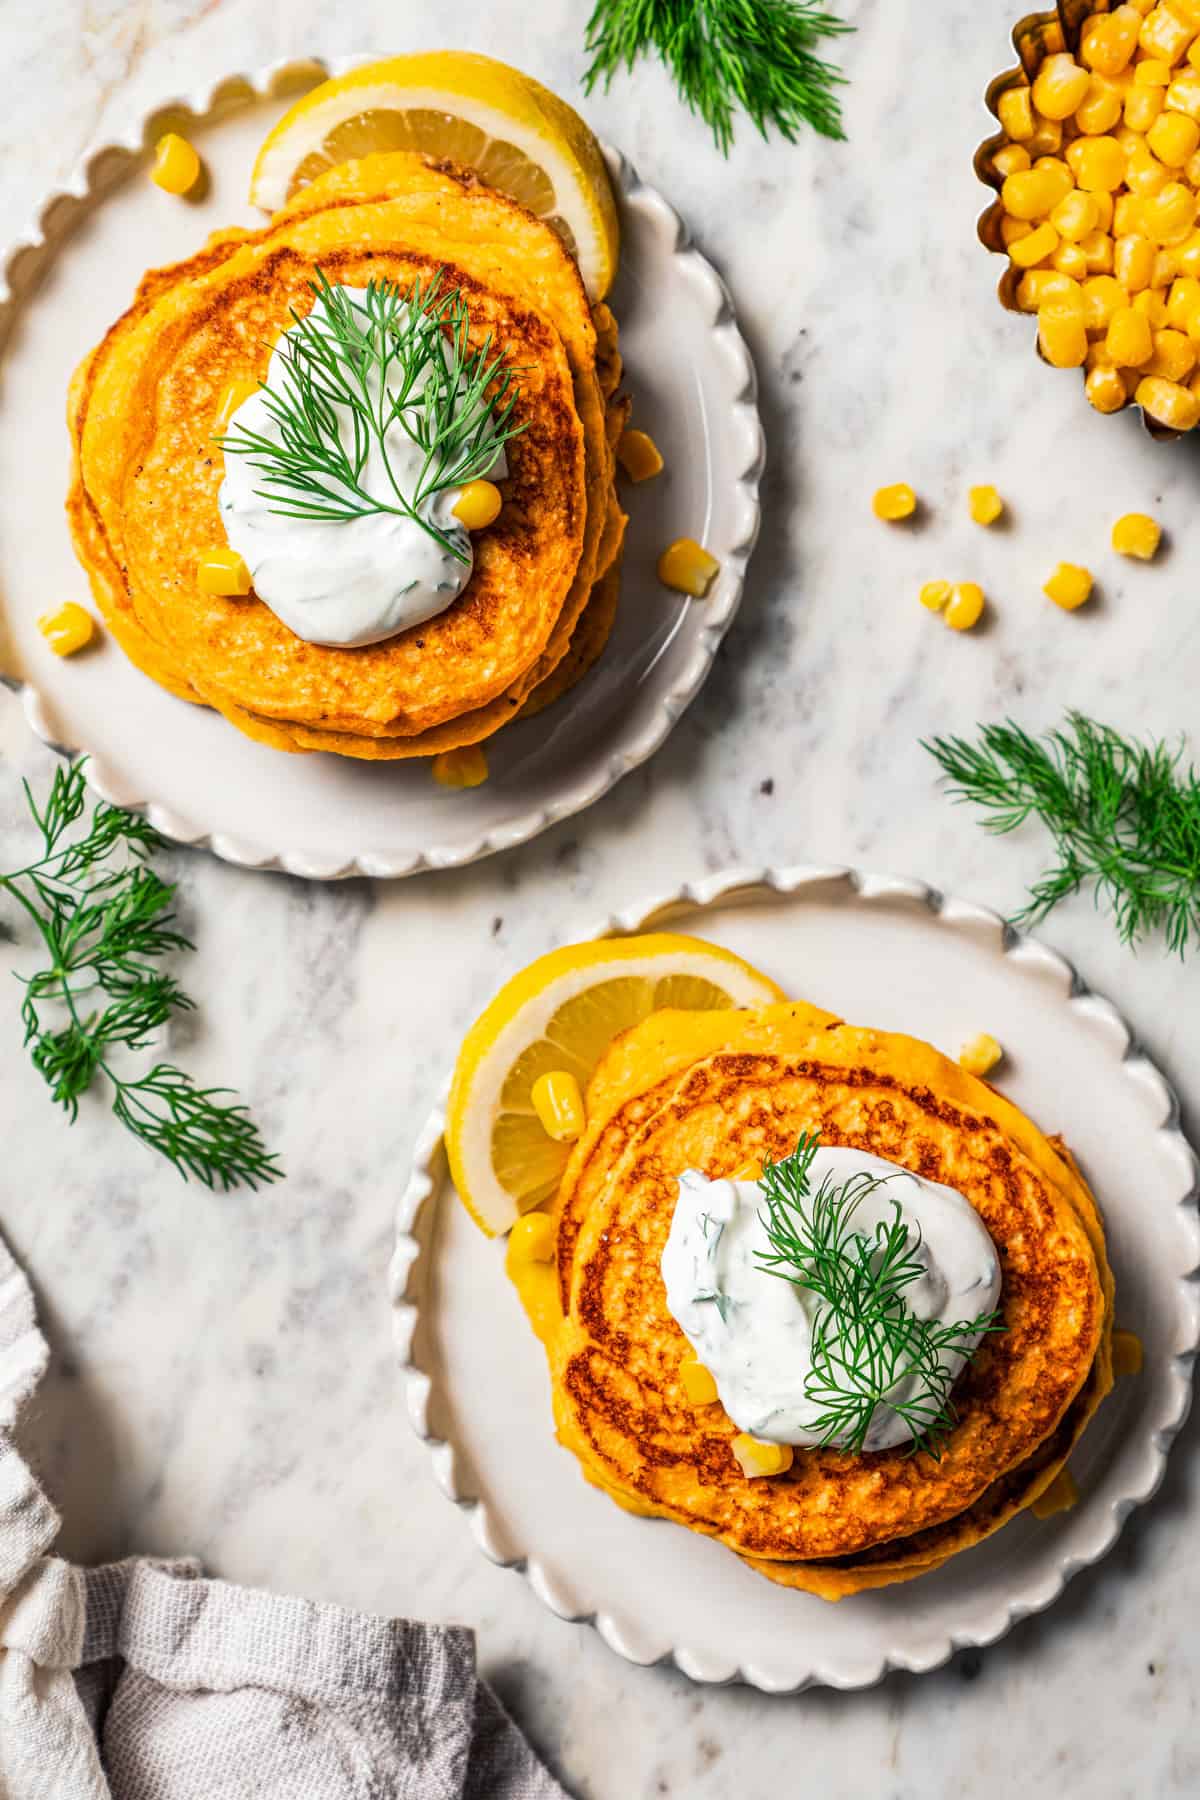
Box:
(0, 59), (761, 880)
(389, 866), (1200, 1691)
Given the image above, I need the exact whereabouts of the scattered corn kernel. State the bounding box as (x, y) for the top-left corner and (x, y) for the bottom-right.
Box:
(1141, 4), (1195, 63)
(1087, 362), (1131, 409)
(1115, 231), (1158, 288)
(1044, 561), (1094, 609)
(1149, 107), (1200, 165)
(1093, 188), (1117, 230)
(1066, 133), (1127, 190)
(1080, 227), (1117, 271)
(1035, 53), (1092, 119)
(658, 537), (720, 595)
(919, 579), (952, 612)
(993, 142), (1032, 178)
(431, 744), (489, 788)
(1133, 284), (1170, 322)
(731, 1435), (795, 1480)
(151, 132), (201, 196)
(1052, 188), (1099, 240)
(1108, 301), (1156, 361)
(1031, 1468), (1080, 1519)
(944, 582), (986, 631)
(959, 1033), (1004, 1078)
(1010, 221), (1061, 267)
(530, 1070), (586, 1144)
(1019, 270), (1075, 311)
(1167, 270), (1200, 322)
(872, 482), (917, 522)
(452, 478), (502, 530)
(615, 426), (664, 482)
(999, 85), (1036, 141)
(1081, 272), (1127, 326)
(1052, 240), (1089, 277)
(1112, 510), (1163, 556)
(1077, 76), (1126, 133)
(1143, 179), (1197, 241)
(1126, 80), (1166, 128)
(1167, 67), (1200, 115)
(1003, 166), (1060, 218)
(680, 1360), (720, 1406)
(1136, 55), (1174, 83)
(1029, 116), (1066, 155)
(1034, 155), (1077, 207)
(197, 546), (252, 596)
(508, 1212), (556, 1263)
(37, 602), (95, 657)
(1136, 369), (1200, 423)
(968, 484), (1005, 525)
(1112, 1328), (1145, 1376)
(1146, 323), (1197, 375)
(1003, 215), (1036, 249)
(1126, 149), (1173, 199)
(1040, 306), (1089, 364)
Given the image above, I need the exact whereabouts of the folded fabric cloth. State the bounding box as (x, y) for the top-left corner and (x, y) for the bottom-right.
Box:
(0, 1227), (567, 1800)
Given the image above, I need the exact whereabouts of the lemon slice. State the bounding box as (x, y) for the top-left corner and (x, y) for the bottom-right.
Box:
(250, 52), (620, 300)
(446, 933), (787, 1235)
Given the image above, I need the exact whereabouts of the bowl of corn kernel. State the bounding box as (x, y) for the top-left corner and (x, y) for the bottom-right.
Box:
(977, 0), (1200, 436)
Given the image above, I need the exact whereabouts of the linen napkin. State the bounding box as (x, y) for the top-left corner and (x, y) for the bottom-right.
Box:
(0, 1227), (568, 1800)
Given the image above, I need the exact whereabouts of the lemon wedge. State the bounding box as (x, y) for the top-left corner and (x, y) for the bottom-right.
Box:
(250, 52), (620, 300)
(446, 933), (786, 1236)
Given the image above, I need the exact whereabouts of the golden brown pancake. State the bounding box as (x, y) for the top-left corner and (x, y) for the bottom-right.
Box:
(547, 1009), (1108, 1567)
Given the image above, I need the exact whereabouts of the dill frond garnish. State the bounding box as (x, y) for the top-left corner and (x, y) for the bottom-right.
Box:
(924, 713), (1200, 954)
(216, 269), (526, 561)
(755, 1134), (1002, 1458)
(583, 0), (852, 155)
(1, 760), (282, 1190)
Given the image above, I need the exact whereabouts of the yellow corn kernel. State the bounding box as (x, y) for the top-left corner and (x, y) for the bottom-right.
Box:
(615, 427), (664, 482)
(1033, 155), (1077, 205)
(945, 582), (986, 631)
(1002, 167), (1058, 218)
(1051, 188), (1098, 240)
(1125, 147), (1172, 196)
(1114, 191), (1144, 235)
(999, 84), (1036, 141)
(431, 744), (489, 788)
(1140, 3), (1195, 62)
(1113, 124), (1146, 157)
(871, 483), (917, 522)
(1002, 215), (1035, 249)
(1086, 270), (1129, 327)
(680, 1360), (720, 1407)
(1186, 298), (1200, 336)
(658, 537), (721, 595)
(1167, 0), (1200, 26)
(1111, 1328), (1145, 1376)
(1080, 227), (1116, 271)
(1136, 55), (1175, 81)
(1166, 272), (1200, 323)
(1019, 269), (1077, 311)
(1133, 0), (1160, 12)
(1149, 105), (1200, 162)
(1133, 285), (1170, 323)
(1186, 147), (1200, 181)
(1035, 54), (1091, 119)
(1087, 361), (1131, 409)
(451, 478), (502, 530)
(968, 484), (1005, 525)
(1153, 247), (1180, 285)
(1115, 230), (1158, 287)
(1109, 299), (1156, 361)
(1010, 220), (1061, 267)
(197, 546), (253, 596)
(1093, 189), (1116, 231)
(1052, 240), (1089, 277)
(1146, 323), (1197, 374)
(1191, 29), (1200, 63)
(1112, 510), (1163, 556)
(1175, 226), (1200, 271)
(1166, 66), (1200, 113)
(959, 1033), (1004, 1077)
(1125, 80), (1166, 127)
(1040, 305), (1089, 364)
(1084, 7), (1141, 72)
(993, 142), (1032, 178)
(1077, 76), (1126, 132)
(731, 1435), (795, 1480)
(508, 1212), (556, 1263)
(530, 1070), (586, 1144)
(1031, 1468), (1080, 1519)
(213, 378), (260, 433)
(1143, 179), (1198, 241)
(37, 601), (95, 657)
(1028, 115), (1066, 154)
(1044, 561), (1095, 609)
(1066, 133), (1127, 190)
(151, 132), (201, 195)
(919, 579), (952, 612)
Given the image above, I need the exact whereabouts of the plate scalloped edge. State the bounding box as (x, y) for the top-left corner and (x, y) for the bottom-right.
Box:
(387, 862), (1200, 1693)
(0, 58), (763, 881)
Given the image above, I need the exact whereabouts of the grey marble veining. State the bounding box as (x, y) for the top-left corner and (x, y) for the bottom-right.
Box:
(3, 2), (1200, 1794)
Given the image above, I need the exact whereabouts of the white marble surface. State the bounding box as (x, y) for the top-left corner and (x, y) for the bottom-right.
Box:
(2, 1), (1200, 1793)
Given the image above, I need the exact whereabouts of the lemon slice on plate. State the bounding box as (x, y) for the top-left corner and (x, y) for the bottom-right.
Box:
(446, 933), (786, 1235)
(250, 51), (620, 300)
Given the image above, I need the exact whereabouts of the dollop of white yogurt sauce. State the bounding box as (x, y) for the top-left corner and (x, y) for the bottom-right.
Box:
(661, 1148), (1001, 1452)
(218, 284), (506, 649)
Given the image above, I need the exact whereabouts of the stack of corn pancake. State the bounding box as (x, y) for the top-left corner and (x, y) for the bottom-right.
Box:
(67, 152), (627, 760)
(535, 1001), (1113, 1599)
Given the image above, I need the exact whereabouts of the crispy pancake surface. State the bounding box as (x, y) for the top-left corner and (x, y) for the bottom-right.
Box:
(67, 152), (625, 755)
(546, 1007), (1109, 1568)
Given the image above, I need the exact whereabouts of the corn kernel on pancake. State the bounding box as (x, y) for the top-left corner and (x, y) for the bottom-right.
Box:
(545, 1009), (1107, 1565)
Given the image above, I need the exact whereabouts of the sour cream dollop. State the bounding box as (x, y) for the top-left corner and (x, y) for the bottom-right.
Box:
(661, 1149), (1001, 1453)
(218, 284), (506, 649)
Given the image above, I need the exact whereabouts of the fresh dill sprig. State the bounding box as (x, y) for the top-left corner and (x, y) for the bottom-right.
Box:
(924, 714), (1200, 955)
(1, 761), (282, 1190)
(217, 269), (526, 562)
(755, 1134), (1002, 1458)
(583, 0), (852, 155)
